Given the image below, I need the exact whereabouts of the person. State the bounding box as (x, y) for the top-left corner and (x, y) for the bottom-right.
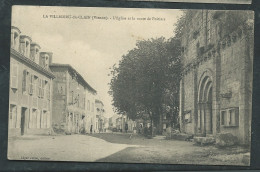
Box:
(125, 123), (128, 133)
(90, 125), (93, 134)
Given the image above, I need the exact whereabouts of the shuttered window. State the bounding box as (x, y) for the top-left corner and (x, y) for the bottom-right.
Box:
(22, 70), (27, 93)
(38, 78), (41, 97)
(41, 80), (45, 98)
(28, 74), (34, 95)
(10, 63), (18, 89)
(9, 104), (17, 128)
(46, 81), (50, 100)
(33, 76), (38, 96)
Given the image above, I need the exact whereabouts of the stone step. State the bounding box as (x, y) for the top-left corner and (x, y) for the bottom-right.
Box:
(193, 136), (216, 145)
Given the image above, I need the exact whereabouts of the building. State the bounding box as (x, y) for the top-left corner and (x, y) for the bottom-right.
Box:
(179, 10), (253, 144)
(115, 114), (136, 133)
(85, 85), (97, 133)
(50, 63), (96, 134)
(109, 114), (118, 129)
(95, 99), (105, 132)
(9, 26), (55, 137)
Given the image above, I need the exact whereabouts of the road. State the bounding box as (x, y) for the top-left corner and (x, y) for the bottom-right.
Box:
(8, 133), (250, 165)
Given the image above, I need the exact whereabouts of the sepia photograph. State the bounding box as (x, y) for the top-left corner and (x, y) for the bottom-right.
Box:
(8, 6), (254, 166)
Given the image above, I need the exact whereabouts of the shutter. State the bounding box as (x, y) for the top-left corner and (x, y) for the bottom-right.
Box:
(47, 112), (50, 128)
(16, 106), (21, 129)
(30, 75), (34, 94)
(22, 70), (27, 92)
(38, 78), (41, 97)
(11, 63), (18, 88)
(42, 80), (45, 98)
(27, 72), (30, 93)
(12, 106), (16, 128)
(9, 105), (13, 128)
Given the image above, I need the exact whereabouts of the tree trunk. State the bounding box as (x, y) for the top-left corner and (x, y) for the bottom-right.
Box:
(151, 118), (153, 137)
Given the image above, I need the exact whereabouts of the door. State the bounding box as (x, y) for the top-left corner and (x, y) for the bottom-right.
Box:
(21, 108), (26, 135)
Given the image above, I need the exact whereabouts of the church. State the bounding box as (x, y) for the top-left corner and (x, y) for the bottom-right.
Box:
(178, 10), (254, 145)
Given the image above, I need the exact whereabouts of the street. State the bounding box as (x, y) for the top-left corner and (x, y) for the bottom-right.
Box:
(8, 133), (249, 165)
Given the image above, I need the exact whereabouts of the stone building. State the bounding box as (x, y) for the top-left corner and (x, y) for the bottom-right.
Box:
(84, 86), (97, 133)
(179, 10), (253, 144)
(9, 26), (55, 137)
(95, 99), (105, 132)
(50, 64), (96, 134)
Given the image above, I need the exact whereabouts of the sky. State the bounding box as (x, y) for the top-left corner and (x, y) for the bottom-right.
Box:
(12, 6), (183, 118)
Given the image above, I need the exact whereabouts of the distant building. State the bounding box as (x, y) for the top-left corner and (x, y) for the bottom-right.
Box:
(109, 114), (118, 128)
(116, 114), (136, 133)
(49, 64), (96, 134)
(9, 26), (55, 137)
(95, 99), (105, 132)
(85, 86), (97, 133)
(179, 10), (253, 144)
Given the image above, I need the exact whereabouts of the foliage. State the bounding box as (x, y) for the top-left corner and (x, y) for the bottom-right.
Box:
(219, 10), (253, 38)
(109, 37), (182, 133)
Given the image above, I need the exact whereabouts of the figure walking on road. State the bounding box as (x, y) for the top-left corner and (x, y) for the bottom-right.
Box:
(125, 123), (128, 133)
(90, 125), (93, 134)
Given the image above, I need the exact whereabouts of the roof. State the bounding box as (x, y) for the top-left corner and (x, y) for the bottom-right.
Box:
(49, 63), (97, 93)
(11, 26), (21, 33)
(95, 99), (104, 105)
(11, 48), (55, 79)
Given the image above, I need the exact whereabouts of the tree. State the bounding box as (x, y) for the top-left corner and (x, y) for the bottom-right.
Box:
(109, 37), (182, 135)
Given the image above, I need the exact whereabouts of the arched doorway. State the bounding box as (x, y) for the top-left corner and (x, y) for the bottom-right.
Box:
(198, 74), (213, 136)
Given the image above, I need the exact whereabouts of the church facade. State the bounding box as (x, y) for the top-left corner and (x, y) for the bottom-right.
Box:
(178, 10), (254, 145)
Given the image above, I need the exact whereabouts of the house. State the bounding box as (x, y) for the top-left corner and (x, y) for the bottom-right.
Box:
(179, 10), (253, 144)
(95, 99), (105, 133)
(49, 63), (96, 134)
(85, 85), (97, 133)
(9, 26), (55, 137)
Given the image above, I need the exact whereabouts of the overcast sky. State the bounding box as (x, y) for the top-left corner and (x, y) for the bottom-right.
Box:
(12, 6), (183, 118)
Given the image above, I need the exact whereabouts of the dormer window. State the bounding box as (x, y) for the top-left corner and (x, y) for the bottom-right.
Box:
(34, 48), (39, 62)
(14, 32), (19, 49)
(45, 56), (49, 68)
(25, 41), (29, 57)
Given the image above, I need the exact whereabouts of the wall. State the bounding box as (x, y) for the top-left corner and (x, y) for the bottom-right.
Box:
(50, 67), (67, 132)
(9, 54), (52, 137)
(180, 10), (253, 144)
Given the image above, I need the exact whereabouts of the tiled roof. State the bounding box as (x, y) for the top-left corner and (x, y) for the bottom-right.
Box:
(11, 48), (55, 79)
(49, 63), (97, 93)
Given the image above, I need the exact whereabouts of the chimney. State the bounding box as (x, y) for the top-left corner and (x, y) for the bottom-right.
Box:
(11, 26), (21, 51)
(19, 35), (32, 58)
(30, 43), (41, 64)
(40, 52), (53, 69)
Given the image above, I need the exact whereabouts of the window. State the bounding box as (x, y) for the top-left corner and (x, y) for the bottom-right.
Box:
(83, 98), (86, 109)
(13, 32), (19, 49)
(46, 112), (50, 128)
(28, 74), (34, 95)
(10, 62), (18, 89)
(33, 75), (38, 96)
(9, 104), (17, 128)
(77, 94), (80, 107)
(46, 81), (50, 100)
(38, 78), (41, 97)
(87, 100), (90, 111)
(36, 110), (41, 128)
(221, 107), (239, 127)
(25, 41), (30, 57)
(41, 79), (45, 98)
(30, 108), (37, 128)
(91, 103), (94, 112)
(221, 111), (226, 125)
(69, 91), (74, 104)
(184, 111), (191, 123)
(22, 70), (27, 93)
